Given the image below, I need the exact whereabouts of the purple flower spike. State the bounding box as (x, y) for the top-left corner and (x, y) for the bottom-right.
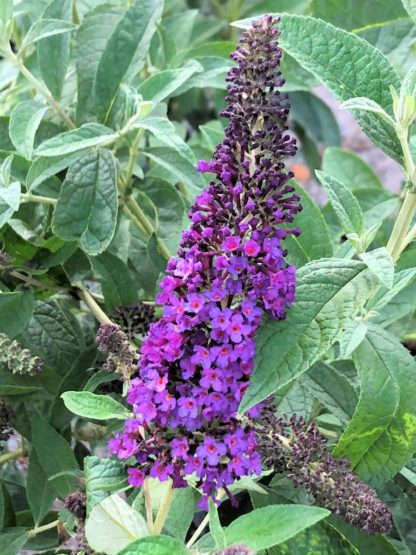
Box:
(110, 15), (301, 505)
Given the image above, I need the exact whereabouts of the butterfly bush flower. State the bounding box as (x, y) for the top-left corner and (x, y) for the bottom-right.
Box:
(257, 408), (392, 534)
(0, 332), (43, 376)
(110, 15), (301, 505)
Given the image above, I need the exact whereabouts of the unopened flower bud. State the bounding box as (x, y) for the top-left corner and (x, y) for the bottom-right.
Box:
(0, 333), (43, 376)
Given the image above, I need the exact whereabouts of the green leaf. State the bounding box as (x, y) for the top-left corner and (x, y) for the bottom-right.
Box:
(85, 493), (150, 555)
(329, 517), (402, 555)
(31, 411), (79, 498)
(139, 180), (187, 255)
(0, 385), (41, 396)
(303, 361), (358, 422)
(22, 18), (76, 47)
(75, 4), (123, 124)
(25, 298), (84, 375)
(37, 0), (72, 99)
(367, 267), (416, 312)
(263, 14), (402, 160)
(115, 535), (190, 555)
(270, 521), (359, 555)
(0, 484), (3, 529)
(173, 56), (234, 93)
(357, 19), (416, 78)
(361, 247), (395, 288)
(90, 250), (138, 310)
(9, 101), (47, 160)
(0, 528), (28, 555)
(35, 123), (117, 157)
(144, 147), (205, 197)
(26, 152), (82, 191)
(27, 450), (56, 526)
(334, 323), (416, 485)
(61, 391), (131, 421)
(340, 97), (396, 127)
(284, 180), (333, 267)
(224, 505), (330, 551)
(163, 488), (198, 542)
(317, 171), (365, 237)
(138, 118), (194, 163)
(275, 380), (314, 420)
(310, 0), (407, 31)
(290, 91), (341, 146)
(52, 149), (117, 255)
(401, 64), (416, 97)
(84, 456), (127, 514)
(0, 182), (20, 229)
(240, 259), (377, 413)
(322, 147), (382, 191)
(339, 320), (368, 358)
(402, 0), (416, 22)
(93, 0), (163, 122)
(0, 0), (13, 40)
(137, 61), (203, 103)
(0, 290), (34, 338)
(209, 500), (226, 551)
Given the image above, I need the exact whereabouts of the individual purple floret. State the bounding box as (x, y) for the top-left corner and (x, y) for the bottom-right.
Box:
(110, 15), (301, 506)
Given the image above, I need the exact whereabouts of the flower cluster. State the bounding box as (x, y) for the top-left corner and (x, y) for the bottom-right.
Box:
(110, 15), (300, 505)
(256, 408), (392, 534)
(112, 302), (156, 340)
(64, 491), (87, 520)
(96, 323), (138, 378)
(0, 332), (43, 376)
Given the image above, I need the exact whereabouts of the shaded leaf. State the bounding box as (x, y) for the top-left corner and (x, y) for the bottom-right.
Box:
(0, 290), (34, 338)
(115, 535), (189, 555)
(361, 247), (394, 288)
(94, 0), (163, 121)
(0, 182), (20, 228)
(334, 323), (416, 485)
(52, 149), (117, 255)
(27, 450), (56, 525)
(224, 505), (330, 551)
(240, 259), (377, 413)
(37, 0), (72, 99)
(36, 123), (116, 157)
(9, 101), (47, 160)
(303, 361), (358, 422)
(84, 456), (127, 514)
(85, 494), (149, 555)
(31, 411), (79, 498)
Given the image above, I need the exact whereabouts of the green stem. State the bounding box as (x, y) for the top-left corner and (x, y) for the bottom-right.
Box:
(386, 125), (416, 262)
(186, 512), (209, 549)
(186, 489), (225, 549)
(152, 483), (175, 535)
(77, 287), (113, 324)
(403, 333), (416, 342)
(20, 193), (57, 206)
(2, 43), (75, 129)
(386, 191), (416, 262)
(0, 447), (24, 464)
(27, 519), (59, 538)
(144, 478), (154, 532)
(125, 197), (172, 261)
(401, 223), (416, 253)
(124, 129), (145, 191)
(9, 270), (67, 293)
